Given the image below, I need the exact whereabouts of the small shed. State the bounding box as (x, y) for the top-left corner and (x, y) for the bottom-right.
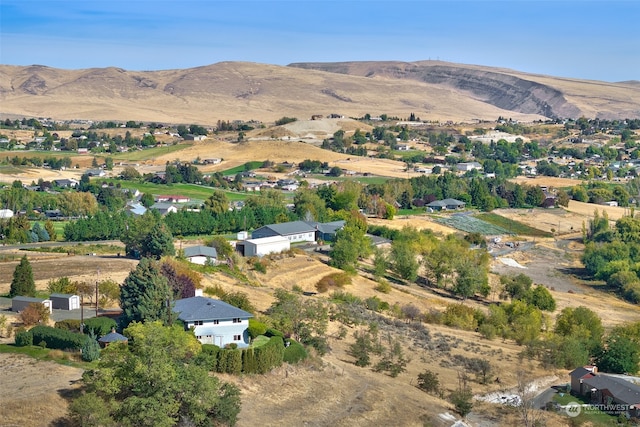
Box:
(184, 245), (218, 265)
(49, 293), (81, 310)
(98, 328), (128, 348)
(12, 296), (52, 313)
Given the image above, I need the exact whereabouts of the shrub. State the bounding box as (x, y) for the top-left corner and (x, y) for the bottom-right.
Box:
(219, 349), (242, 374)
(478, 323), (497, 340)
(221, 291), (255, 314)
(283, 340), (308, 364)
(242, 347), (258, 373)
(255, 336), (285, 374)
(265, 328), (284, 338)
(226, 343), (238, 350)
(84, 317), (117, 336)
(365, 296), (389, 312)
(30, 325), (88, 350)
(20, 302), (49, 326)
(247, 319), (268, 339)
(374, 280), (392, 294)
(195, 344), (221, 370)
(81, 332), (101, 362)
(442, 304), (480, 331)
(55, 319), (82, 332)
(330, 291), (361, 304)
(252, 260), (267, 274)
(316, 272), (352, 293)
(15, 328), (33, 346)
(417, 369), (440, 394)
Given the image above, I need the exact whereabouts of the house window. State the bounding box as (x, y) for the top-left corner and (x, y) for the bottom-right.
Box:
(194, 320), (203, 326)
(196, 335), (202, 340)
(213, 320), (219, 325)
(232, 318), (241, 323)
(233, 335), (241, 341)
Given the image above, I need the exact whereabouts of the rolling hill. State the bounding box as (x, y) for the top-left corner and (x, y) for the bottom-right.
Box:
(0, 60), (638, 125)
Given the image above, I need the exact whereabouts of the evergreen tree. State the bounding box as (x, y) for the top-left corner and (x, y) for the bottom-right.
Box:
(10, 255), (36, 297)
(141, 224), (175, 259)
(81, 331), (101, 362)
(120, 258), (172, 328)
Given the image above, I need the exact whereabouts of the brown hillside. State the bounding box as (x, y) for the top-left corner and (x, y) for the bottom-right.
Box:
(1, 61), (638, 126)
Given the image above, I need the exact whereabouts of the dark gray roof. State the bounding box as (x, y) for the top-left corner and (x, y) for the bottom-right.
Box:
(12, 296), (47, 303)
(184, 245), (218, 258)
(49, 293), (78, 299)
(570, 366), (594, 380)
(173, 296), (252, 322)
(427, 198), (465, 207)
(582, 374), (640, 405)
(98, 331), (128, 343)
(307, 220), (345, 234)
(258, 220), (317, 236)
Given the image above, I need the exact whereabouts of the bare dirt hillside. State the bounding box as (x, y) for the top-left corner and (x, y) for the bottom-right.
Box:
(2, 61), (638, 125)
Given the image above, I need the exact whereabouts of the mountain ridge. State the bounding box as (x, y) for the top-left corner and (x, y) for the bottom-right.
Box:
(1, 60), (638, 125)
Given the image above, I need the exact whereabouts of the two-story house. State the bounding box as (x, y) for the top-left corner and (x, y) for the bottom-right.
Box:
(173, 296), (252, 348)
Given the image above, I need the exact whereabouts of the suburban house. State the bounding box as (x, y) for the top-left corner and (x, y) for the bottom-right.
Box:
(125, 202), (147, 216)
(156, 195), (191, 203)
(252, 221), (318, 243)
(172, 296), (252, 348)
(308, 220), (346, 242)
(12, 296), (53, 314)
(236, 235), (291, 257)
(397, 144), (410, 151)
(150, 202), (179, 216)
(49, 293), (80, 310)
(426, 198), (467, 211)
(184, 245), (218, 265)
(456, 162), (483, 172)
(53, 178), (79, 188)
(570, 366), (640, 418)
(183, 134), (206, 141)
(86, 169), (106, 177)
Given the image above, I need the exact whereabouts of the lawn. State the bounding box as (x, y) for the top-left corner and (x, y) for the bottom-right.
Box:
(221, 161), (265, 176)
(103, 179), (249, 202)
(552, 392), (621, 426)
(250, 335), (271, 348)
(110, 143), (192, 161)
(476, 213), (553, 238)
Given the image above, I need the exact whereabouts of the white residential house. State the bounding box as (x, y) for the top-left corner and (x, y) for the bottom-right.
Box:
(456, 162), (483, 172)
(184, 245), (218, 265)
(251, 221), (317, 243)
(150, 202), (179, 216)
(173, 296), (252, 348)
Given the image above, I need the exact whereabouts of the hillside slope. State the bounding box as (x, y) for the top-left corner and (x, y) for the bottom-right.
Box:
(1, 61), (638, 125)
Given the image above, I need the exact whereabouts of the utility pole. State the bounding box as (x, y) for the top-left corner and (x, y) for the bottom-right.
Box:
(80, 294), (84, 334)
(96, 268), (100, 317)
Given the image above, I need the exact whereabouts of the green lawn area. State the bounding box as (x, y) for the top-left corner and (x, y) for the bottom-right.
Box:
(110, 143), (193, 161)
(221, 161), (265, 176)
(307, 174), (391, 185)
(552, 393), (621, 426)
(250, 335), (271, 348)
(104, 179), (249, 202)
(0, 165), (30, 175)
(476, 213), (553, 238)
(397, 208), (426, 216)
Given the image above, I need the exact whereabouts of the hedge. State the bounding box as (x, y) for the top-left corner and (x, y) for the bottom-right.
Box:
(30, 325), (88, 350)
(247, 319), (268, 339)
(196, 336), (285, 374)
(84, 317), (117, 336)
(218, 349), (242, 374)
(283, 339), (308, 364)
(15, 329), (33, 346)
(55, 319), (81, 332)
(254, 336), (285, 374)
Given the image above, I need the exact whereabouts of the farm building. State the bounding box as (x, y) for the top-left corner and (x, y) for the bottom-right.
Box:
(173, 296), (252, 348)
(49, 293), (80, 310)
(12, 296), (52, 313)
(184, 245), (218, 265)
(236, 236), (290, 257)
(252, 221), (317, 243)
(456, 162), (483, 172)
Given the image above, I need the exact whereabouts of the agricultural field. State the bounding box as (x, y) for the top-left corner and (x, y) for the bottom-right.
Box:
(103, 179), (248, 202)
(476, 213), (553, 238)
(434, 213), (510, 235)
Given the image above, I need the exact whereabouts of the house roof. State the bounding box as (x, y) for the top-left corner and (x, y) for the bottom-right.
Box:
(244, 235), (291, 245)
(427, 198), (465, 207)
(49, 293), (78, 299)
(98, 331), (128, 343)
(570, 366), (595, 380)
(307, 220), (346, 234)
(256, 220), (317, 236)
(173, 296), (252, 322)
(12, 296), (47, 303)
(184, 245), (218, 258)
(582, 374), (640, 405)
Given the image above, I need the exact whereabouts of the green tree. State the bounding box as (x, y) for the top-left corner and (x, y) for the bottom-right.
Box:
(140, 192), (155, 208)
(119, 258), (172, 328)
(204, 190), (229, 215)
(81, 331), (101, 362)
(417, 369), (440, 395)
(206, 235), (234, 260)
(523, 286), (556, 311)
(141, 223), (175, 259)
(554, 306), (604, 353)
(390, 239), (419, 281)
(329, 222), (371, 273)
(69, 321), (240, 426)
(450, 372), (473, 417)
(596, 334), (640, 374)
(44, 219), (57, 241)
(9, 255), (35, 297)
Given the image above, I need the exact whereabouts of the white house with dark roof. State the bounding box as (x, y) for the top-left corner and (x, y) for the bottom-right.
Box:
(251, 220), (317, 243)
(426, 198), (466, 211)
(184, 245), (218, 265)
(173, 296), (252, 347)
(150, 202), (179, 216)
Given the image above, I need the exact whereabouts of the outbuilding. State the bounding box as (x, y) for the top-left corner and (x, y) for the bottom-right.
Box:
(12, 296), (52, 313)
(236, 235), (290, 257)
(184, 245), (218, 265)
(49, 293), (81, 310)
(98, 328), (128, 348)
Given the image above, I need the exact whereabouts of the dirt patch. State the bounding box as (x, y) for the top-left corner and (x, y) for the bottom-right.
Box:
(0, 353), (83, 427)
(367, 216), (458, 235)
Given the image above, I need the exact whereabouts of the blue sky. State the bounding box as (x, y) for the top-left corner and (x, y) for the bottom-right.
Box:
(1, 0), (638, 82)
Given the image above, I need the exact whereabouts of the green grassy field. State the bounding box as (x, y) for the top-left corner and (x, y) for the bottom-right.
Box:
(0, 165), (30, 175)
(104, 179), (249, 202)
(110, 143), (193, 162)
(476, 213), (553, 237)
(220, 161), (265, 176)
